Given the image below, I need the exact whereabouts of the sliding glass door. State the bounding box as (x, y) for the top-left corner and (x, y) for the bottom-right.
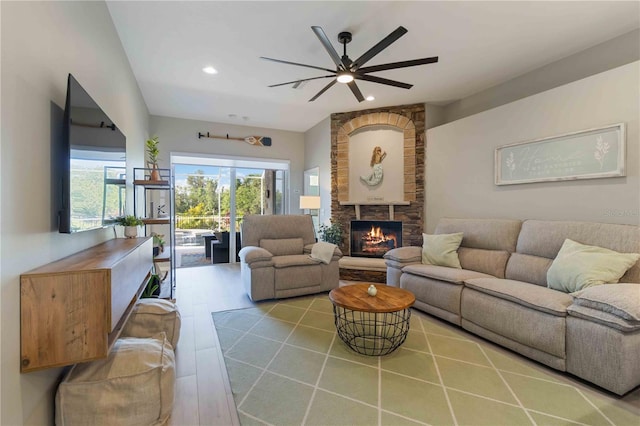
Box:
(172, 154), (289, 267)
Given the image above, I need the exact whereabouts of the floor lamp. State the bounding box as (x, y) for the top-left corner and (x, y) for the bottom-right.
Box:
(299, 195), (321, 236)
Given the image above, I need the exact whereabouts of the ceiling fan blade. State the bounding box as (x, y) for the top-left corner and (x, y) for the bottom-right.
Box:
(347, 81), (365, 102)
(311, 26), (344, 70)
(358, 57), (439, 74)
(355, 74), (413, 89)
(260, 57), (336, 73)
(309, 79), (337, 102)
(352, 26), (408, 70)
(268, 75), (335, 88)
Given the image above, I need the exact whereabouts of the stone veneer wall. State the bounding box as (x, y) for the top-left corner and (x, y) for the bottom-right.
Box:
(331, 103), (425, 255)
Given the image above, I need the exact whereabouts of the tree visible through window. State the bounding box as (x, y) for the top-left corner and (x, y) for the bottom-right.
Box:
(175, 167), (264, 231)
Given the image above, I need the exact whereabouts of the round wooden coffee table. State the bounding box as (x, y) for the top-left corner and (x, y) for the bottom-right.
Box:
(329, 284), (415, 356)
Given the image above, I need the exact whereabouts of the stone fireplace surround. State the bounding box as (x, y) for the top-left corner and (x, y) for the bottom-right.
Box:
(331, 103), (425, 281)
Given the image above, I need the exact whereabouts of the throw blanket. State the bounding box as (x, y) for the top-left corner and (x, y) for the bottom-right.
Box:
(310, 242), (336, 264)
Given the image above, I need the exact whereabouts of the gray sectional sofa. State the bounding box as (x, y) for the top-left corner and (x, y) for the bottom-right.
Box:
(385, 218), (640, 395)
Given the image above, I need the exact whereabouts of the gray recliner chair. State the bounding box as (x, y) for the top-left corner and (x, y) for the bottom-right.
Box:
(239, 214), (342, 301)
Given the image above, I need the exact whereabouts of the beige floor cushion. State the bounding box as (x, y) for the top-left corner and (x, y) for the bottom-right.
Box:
(122, 298), (181, 348)
(56, 333), (176, 426)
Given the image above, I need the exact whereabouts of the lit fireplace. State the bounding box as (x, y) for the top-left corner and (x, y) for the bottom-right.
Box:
(350, 220), (402, 258)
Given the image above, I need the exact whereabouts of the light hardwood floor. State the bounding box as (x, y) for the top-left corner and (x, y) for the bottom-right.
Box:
(169, 263), (253, 426)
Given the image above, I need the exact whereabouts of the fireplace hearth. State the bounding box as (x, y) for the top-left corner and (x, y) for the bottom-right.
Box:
(350, 220), (402, 258)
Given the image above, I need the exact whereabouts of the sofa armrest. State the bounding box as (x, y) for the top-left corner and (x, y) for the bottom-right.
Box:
(239, 246), (273, 264)
(571, 283), (640, 322)
(384, 246), (422, 269)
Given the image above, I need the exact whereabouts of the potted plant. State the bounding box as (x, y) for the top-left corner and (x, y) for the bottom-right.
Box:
(146, 136), (161, 181)
(319, 219), (343, 245)
(141, 272), (161, 298)
(115, 215), (144, 238)
(152, 232), (165, 256)
(141, 264), (167, 298)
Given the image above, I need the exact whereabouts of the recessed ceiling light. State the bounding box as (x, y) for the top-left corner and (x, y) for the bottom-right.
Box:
(202, 66), (218, 75)
(366, 95), (375, 101)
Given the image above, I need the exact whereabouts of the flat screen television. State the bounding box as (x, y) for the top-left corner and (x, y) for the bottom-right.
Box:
(59, 74), (127, 233)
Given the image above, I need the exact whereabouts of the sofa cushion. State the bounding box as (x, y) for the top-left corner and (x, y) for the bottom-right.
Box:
(505, 253), (552, 287)
(464, 278), (573, 316)
(458, 247), (511, 278)
(572, 284), (640, 322)
(567, 305), (640, 333)
(260, 238), (304, 256)
(383, 246), (422, 263)
(435, 218), (522, 252)
(547, 239), (640, 293)
(403, 264), (494, 284)
(515, 220), (640, 283)
(272, 254), (319, 268)
(422, 233), (463, 268)
(242, 214), (316, 247)
(461, 290), (567, 360)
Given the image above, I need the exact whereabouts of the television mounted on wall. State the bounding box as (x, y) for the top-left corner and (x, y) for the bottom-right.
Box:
(59, 74), (126, 233)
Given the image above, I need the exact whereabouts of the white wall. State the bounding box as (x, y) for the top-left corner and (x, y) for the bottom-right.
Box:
(426, 62), (639, 232)
(1, 2), (149, 424)
(425, 103), (446, 129)
(443, 29), (640, 123)
(149, 115), (305, 213)
(303, 117), (331, 225)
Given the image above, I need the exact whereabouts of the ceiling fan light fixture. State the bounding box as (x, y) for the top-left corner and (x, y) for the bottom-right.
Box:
(336, 72), (354, 84)
(263, 26), (438, 102)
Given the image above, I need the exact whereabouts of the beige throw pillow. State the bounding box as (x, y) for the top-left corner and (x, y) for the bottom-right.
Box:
(422, 232), (464, 268)
(547, 239), (640, 293)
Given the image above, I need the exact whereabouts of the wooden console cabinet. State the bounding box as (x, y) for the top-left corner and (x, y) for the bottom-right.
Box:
(20, 238), (153, 372)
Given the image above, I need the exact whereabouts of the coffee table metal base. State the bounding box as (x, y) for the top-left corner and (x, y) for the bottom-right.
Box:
(332, 305), (412, 356)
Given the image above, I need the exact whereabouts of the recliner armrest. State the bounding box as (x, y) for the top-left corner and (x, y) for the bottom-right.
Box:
(239, 246), (273, 264)
(384, 247), (422, 269)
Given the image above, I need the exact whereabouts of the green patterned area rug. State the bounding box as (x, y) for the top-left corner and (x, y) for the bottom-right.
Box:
(212, 295), (639, 426)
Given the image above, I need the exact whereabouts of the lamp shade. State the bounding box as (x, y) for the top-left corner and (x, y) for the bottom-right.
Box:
(299, 195), (321, 210)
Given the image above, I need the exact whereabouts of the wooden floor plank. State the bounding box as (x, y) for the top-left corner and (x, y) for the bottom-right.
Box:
(176, 317), (196, 377)
(196, 348), (237, 425)
(174, 263), (247, 425)
(169, 375), (200, 426)
(193, 303), (217, 350)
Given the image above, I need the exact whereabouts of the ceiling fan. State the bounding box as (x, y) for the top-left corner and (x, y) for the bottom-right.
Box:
(261, 26), (438, 102)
